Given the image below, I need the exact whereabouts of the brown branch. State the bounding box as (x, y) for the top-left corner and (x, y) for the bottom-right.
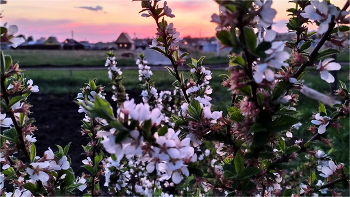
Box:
(236, 9), (260, 110)
(293, 1), (350, 79)
(1, 75), (30, 162)
(90, 120), (97, 196)
(150, 6), (191, 104)
(268, 99), (349, 171)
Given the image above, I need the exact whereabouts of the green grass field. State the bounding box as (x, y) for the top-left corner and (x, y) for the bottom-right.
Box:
(5, 49), (232, 66)
(7, 49), (349, 67)
(5, 50), (135, 66)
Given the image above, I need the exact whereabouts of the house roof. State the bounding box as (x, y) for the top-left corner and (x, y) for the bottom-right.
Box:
(115, 32), (134, 44)
(64, 39), (82, 46)
(44, 36), (60, 45)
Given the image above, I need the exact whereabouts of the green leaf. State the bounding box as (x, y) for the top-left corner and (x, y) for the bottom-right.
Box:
(189, 167), (204, 177)
(229, 56), (245, 67)
(143, 119), (152, 138)
(283, 189), (293, 197)
(244, 152), (257, 159)
(8, 96), (26, 109)
(272, 81), (289, 100)
(223, 163), (236, 173)
(231, 181), (239, 190)
(277, 135), (285, 152)
(259, 152), (275, 159)
(297, 71), (307, 80)
(234, 152), (244, 174)
(299, 41), (312, 51)
(188, 99), (202, 121)
(23, 182), (38, 193)
(240, 167), (261, 179)
(0, 51), (5, 74)
(64, 142), (71, 155)
(154, 8), (163, 16)
(57, 145), (64, 154)
(318, 102), (327, 115)
(1, 128), (18, 143)
(285, 146), (300, 154)
(4, 55), (12, 71)
(255, 41), (271, 59)
(84, 96), (114, 122)
(224, 171), (237, 179)
(315, 48), (340, 60)
(83, 165), (94, 173)
(0, 101), (7, 112)
(224, 156), (233, 164)
(268, 116), (299, 132)
(61, 168), (75, 189)
(30, 143), (36, 162)
(230, 27), (241, 53)
(331, 25), (350, 34)
(244, 27), (257, 52)
(339, 80), (347, 91)
(0, 27), (7, 35)
(114, 131), (130, 143)
(239, 85), (252, 96)
(94, 152), (103, 166)
(256, 41), (271, 53)
(287, 18), (298, 30)
(228, 107), (244, 122)
(216, 30), (233, 47)
(253, 131), (268, 147)
(141, 0), (150, 8)
(249, 122), (267, 133)
(89, 80), (96, 90)
(157, 126), (168, 136)
(109, 120), (129, 132)
(150, 47), (166, 55)
(165, 66), (176, 77)
(226, 192), (236, 197)
(310, 171), (316, 184)
(180, 52), (189, 59)
(2, 167), (16, 178)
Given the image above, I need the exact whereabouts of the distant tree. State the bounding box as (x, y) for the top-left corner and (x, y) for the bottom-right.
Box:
(27, 36), (34, 42)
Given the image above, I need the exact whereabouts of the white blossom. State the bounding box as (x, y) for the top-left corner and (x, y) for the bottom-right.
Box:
(316, 58), (341, 83)
(311, 113), (330, 134)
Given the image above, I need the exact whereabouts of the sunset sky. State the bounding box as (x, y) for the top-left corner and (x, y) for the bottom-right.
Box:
(1, 0), (347, 43)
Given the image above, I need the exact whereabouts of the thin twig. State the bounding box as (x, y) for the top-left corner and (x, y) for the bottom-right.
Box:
(0, 76), (30, 162)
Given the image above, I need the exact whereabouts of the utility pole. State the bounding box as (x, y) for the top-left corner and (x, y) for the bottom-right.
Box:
(72, 31), (74, 50)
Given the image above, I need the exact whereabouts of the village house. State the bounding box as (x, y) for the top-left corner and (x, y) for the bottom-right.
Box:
(43, 36), (61, 49)
(115, 32), (134, 50)
(63, 39), (84, 50)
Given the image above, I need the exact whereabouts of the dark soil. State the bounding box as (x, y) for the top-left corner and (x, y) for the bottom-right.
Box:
(27, 90), (142, 175)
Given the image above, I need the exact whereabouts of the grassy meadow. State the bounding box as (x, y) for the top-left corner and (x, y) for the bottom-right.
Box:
(5, 50), (135, 66)
(5, 49), (232, 66)
(6, 49), (350, 66)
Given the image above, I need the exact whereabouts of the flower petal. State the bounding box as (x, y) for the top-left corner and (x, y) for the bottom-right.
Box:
(264, 30), (276, 42)
(311, 120), (322, 125)
(167, 148), (180, 159)
(265, 69), (275, 81)
(326, 62), (341, 71)
(146, 161), (155, 173)
(318, 124), (327, 134)
(253, 71), (264, 83)
(8, 25), (18, 35)
(320, 71), (334, 83)
(317, 21), (329, 34)
(172, 171), (183, 184)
